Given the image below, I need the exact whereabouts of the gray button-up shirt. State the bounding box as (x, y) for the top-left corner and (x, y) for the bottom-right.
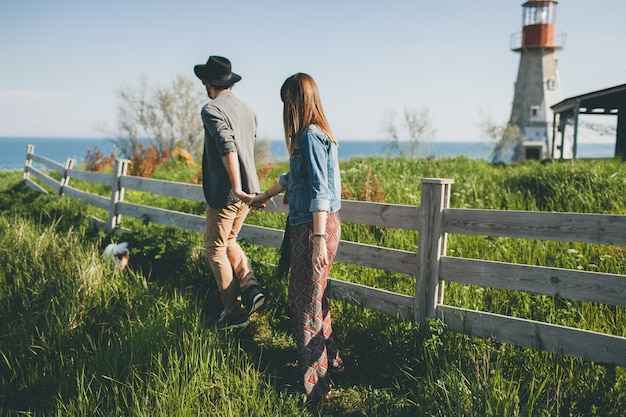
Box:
(201, 91), (260, 208)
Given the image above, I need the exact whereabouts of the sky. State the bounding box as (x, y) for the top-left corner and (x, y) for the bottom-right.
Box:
(1, 0), (625, 142)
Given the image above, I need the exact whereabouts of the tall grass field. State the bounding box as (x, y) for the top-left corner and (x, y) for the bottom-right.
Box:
(1, 155), (625, 416)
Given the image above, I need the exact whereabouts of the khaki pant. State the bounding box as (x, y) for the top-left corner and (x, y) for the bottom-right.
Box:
(205, 201), (257, 316)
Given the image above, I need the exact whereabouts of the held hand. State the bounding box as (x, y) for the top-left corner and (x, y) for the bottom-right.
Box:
(249, 193), (268, 209)
(234, 190), (254, 206)
(312, 239), (328, 275)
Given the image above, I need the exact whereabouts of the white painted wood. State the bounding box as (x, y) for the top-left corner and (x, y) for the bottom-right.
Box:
(27, 166), (61, 192)
(24, 178), (47, 194)
(63, 186), (110, 210)
(29, 153), (66, 173)
(23, 144), (34, 181)
(107, 159), (130, 232)
(59, 158), (75, 196)
(67, 168), (115, 186)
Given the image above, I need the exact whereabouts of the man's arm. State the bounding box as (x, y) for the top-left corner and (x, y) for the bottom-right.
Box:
(222, 151), (252, 204)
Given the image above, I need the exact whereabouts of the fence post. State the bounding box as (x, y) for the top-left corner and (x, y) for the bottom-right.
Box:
(59, 158), (75, 196)
(415, 178), (454, 325)
(107, 158), (130, 233)
(23, 144), (34, 181)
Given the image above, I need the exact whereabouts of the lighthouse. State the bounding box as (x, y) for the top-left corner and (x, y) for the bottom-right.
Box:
(495, 0), (568, 162)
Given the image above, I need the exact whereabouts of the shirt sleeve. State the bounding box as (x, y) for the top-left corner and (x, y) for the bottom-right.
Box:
(300, 130), (331, 212)
(201, 104), (237, 157)
(279, 172), (290, 189)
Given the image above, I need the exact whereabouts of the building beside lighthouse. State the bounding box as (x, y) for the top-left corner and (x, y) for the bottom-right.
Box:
(494, 0), (569, 162)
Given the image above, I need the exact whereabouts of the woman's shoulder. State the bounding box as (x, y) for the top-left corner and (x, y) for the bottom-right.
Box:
(306, 124), (323, 135)
(303, 124), (329, 143)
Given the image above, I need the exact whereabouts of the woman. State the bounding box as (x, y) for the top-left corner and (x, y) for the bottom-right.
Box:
(252, 73), (343, 400)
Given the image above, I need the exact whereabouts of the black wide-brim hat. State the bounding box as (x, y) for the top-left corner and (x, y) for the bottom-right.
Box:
(194, 55), (241, 87)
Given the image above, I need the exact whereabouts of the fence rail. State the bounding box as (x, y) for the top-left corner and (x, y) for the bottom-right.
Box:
(22, 145), (626, 367)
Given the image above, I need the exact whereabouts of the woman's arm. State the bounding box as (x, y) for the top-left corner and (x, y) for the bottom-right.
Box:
(311, 210), (328, 275)
(250, 179), (285, 208)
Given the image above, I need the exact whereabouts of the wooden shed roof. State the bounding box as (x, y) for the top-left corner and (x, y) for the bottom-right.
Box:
(551, 83), (626, 115)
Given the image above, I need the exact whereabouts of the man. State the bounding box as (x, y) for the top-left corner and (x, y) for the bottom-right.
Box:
(194, 55), (265, 330)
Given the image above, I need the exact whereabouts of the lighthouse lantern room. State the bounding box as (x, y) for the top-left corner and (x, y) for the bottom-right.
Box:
(522, 1), (557, 47)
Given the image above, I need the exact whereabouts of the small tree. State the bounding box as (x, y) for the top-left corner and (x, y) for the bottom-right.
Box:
(254, 136), (272, 167)
(491, 122), (524, 162)
(477, 109), (524, 162)
(578, 119), (617, 137)
(101, 73), (272, 178)
(382, 107), (437, 158)
(84, 146), (114, 172)
(112, 73), (206, 160)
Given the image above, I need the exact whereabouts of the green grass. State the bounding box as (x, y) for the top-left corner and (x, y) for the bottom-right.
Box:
(2, 155), (626, 416)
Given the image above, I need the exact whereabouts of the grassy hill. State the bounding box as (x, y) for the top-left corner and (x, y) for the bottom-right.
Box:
(1, 156), (625, 416)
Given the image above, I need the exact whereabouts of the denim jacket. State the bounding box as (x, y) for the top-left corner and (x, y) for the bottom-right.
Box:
(279, 125), (341, 226)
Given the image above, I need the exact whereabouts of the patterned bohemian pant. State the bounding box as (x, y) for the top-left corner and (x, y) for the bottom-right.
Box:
(289, 212), (342, 400)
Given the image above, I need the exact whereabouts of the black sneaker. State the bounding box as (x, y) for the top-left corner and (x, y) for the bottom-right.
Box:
(243, 285), (265, 316)
(218, 313), (249, 331)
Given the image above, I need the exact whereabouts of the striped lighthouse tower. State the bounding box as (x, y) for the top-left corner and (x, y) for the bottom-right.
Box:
(496, 0), (568, 162)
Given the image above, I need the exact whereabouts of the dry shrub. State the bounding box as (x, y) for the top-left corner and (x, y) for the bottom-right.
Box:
(257, 162), (275, 182)
(188, 159), (276, 186)
(358, 168), (386, 202)
(177, 148), (195, 165)
(128, 145), (170, 178)
(190, 162), (276, 186)
(341, 184), (352, 200)
(357, 169), (387, 242)
(84, 146), (115, 172)
(189, 166), (203, 185)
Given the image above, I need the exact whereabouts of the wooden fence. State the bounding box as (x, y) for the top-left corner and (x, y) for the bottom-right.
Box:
(22, 145), (626, 367)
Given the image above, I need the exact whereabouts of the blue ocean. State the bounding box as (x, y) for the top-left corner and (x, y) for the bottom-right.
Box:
(0, 136), (616, 171)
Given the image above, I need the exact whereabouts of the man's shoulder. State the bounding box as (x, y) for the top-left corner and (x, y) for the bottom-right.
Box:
(212, 92), (254, 113)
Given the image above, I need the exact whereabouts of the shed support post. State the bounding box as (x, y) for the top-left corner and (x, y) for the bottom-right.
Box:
(616, 106), (626, 161)
(551, 112), (557, 158)
(572, 101), (580, 159)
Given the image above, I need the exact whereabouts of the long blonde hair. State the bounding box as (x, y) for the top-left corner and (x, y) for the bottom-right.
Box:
(280, 73), (337, 155)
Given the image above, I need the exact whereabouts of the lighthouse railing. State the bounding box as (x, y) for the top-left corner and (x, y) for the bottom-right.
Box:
(510, 30), (566, 51)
